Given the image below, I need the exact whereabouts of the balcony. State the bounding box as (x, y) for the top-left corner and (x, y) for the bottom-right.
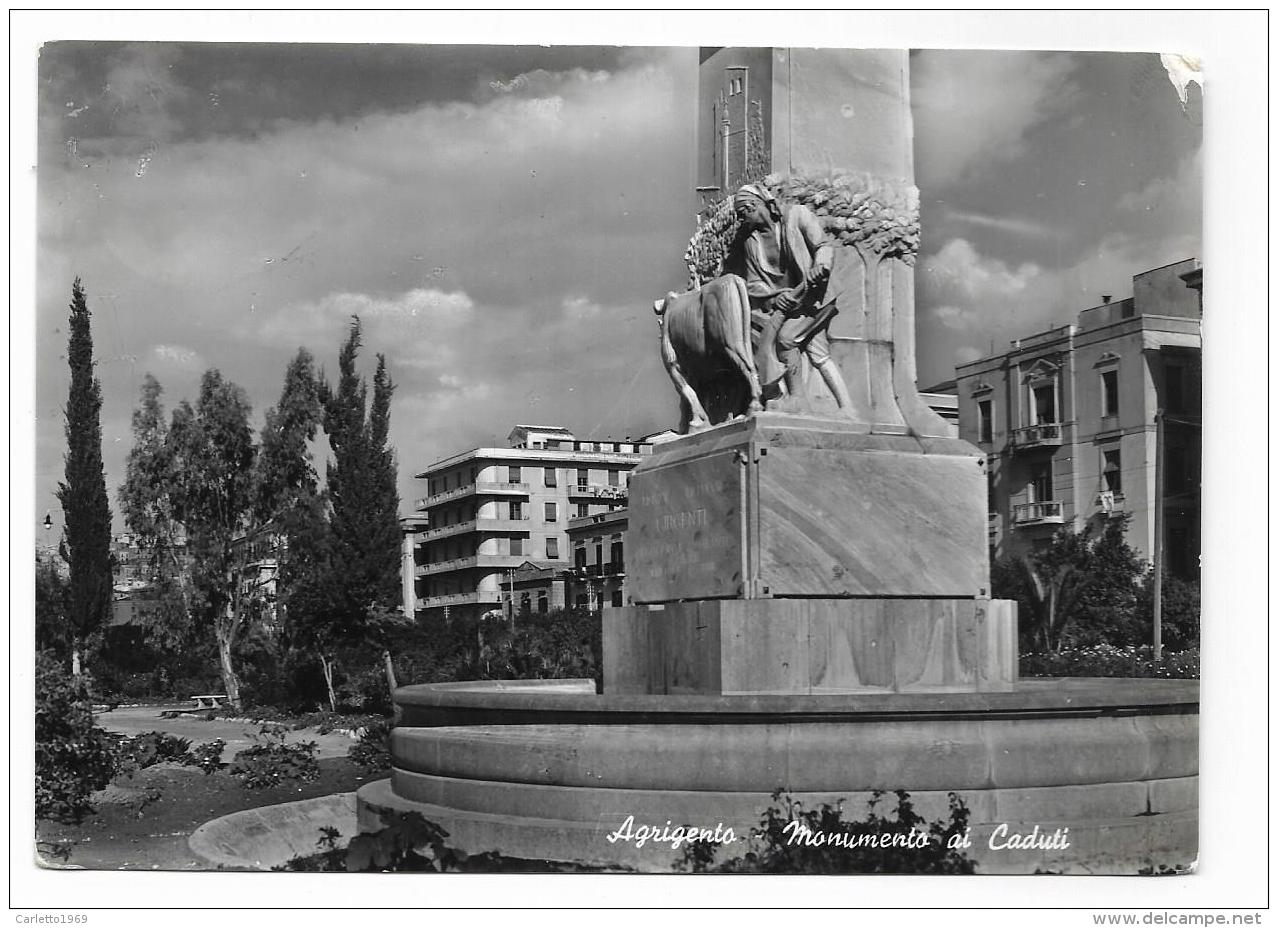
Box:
(568, 483), (628, 502)
(421, 515), (531, 541)
(420, 481), (529, 510)
(572, 561), (625, 579)
(417, 554), (536, 577)
(417, 555), (477, 576)
(1013, 501), (1065, 525)
(987, 512), (999, 536)
(1010, 423), (1063, 451)
(417, 590), (503, 610)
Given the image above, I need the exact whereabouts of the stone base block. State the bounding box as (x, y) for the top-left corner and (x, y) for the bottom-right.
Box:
(603, 597), (1016, 695)
(626, 413), (989, 603)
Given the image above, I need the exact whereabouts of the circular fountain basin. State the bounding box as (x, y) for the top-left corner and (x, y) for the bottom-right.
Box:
(358, 677), (1198, 873)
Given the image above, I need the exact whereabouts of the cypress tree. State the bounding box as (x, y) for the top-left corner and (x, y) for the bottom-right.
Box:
(368, 352), (401, 610)
(306, 318), (402, 705)
(56, 279), (114, 676)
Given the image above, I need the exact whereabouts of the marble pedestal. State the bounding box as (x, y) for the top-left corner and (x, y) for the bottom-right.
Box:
(627, 413), (990, 602)
(604, 597), (1016, 696)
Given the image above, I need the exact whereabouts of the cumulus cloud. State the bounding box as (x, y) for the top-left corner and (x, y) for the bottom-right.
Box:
(248, 287), (476, 357)
(912, 51), (1081, 187)
(150, 343), (205, 369)
(916, 226), (1199, 385)
(36, 47), (693, 514)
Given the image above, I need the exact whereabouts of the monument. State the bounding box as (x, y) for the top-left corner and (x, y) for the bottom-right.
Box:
(616, 47), (1012, 697)
(359, 48), (1197, 874)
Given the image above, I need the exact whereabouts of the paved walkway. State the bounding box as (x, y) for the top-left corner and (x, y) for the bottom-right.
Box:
(96, 705), (360, 762)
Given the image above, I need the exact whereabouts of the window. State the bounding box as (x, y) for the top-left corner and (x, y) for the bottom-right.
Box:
(575, 503), (589, 519)
(610, 541), (624, 569)
(509, 536), (524, 557)
(520, 592), (531, 614)
(574, 545), (587, 569)
(1102, 449), (1122, 494)
(544, 467), (557, 487)
(611, 589), (624, 608)
(977, 399), (993, 444)
(509, 465), (522, 484)
(576, 468), (589, 489)
(538, 593), (549, 614)
(544, 502), (557, 522)
(1030, 463), (1053, 503)
(509, 501), (524, 520)
(608, 469), (619, 486)
(1101, 370), (1119, 418)
(1032, 383), (1057, 424)
(546, 537), (559, 559)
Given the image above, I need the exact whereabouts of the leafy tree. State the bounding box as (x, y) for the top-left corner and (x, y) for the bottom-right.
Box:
(994, 516), (1147, 654)
(1065, 516), (1147, 647)
(167, 370), (258, 708)
(1136, 573), (1200, 651)
(304, 319), (401, 707)
(56, 278), (114, 676)
(118, 374), (193, 652)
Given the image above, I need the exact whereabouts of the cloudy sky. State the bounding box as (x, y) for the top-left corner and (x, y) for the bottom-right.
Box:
(33, 41), (1201, 532)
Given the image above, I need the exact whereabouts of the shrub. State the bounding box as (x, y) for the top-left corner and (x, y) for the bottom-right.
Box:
(678, 789), (976, 874)
(335, 662), (395, 715)
(1020, 644), (1199, 679)
(35, 653), (118, 822)
(227, 727), (319, 789)
(113, 731), (193, 774)
(278, 808), (503, 872)
(348, 719), (393, 775)
(1136, 575), (1200, 652)
(183, 739), (227, 774)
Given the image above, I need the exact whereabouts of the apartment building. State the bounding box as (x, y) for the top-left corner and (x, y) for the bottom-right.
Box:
(410, 426), (652, 621)
(566, 508), (628, 611)
(955, 259), (1202, 577)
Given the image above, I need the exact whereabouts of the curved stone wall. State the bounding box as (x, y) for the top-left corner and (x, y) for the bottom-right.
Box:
(363, 678), (1199, 874)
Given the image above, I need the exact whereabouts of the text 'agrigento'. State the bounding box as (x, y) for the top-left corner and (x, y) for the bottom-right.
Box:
(658, 509), (707, 532)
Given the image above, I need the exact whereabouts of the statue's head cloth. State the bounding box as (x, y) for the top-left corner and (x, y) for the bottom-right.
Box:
(734, 183), (782, 221)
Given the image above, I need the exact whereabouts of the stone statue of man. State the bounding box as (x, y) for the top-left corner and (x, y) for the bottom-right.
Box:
(725, 183), (852, 414)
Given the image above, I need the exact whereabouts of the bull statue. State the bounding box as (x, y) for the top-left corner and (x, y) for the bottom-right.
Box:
(654, 274), (764, 433)
(656, 184), (851, 434)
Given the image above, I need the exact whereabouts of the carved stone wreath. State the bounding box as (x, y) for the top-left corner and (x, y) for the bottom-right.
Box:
(685, 172), (921, 287)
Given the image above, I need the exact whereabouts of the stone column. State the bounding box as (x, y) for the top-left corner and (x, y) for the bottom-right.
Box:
(688, 47), (951, 437)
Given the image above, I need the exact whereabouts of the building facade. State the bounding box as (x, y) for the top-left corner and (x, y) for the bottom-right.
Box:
(409, 426), (652, 621)
(566, 508), (628, 611)
(955, 259), (1202, 577)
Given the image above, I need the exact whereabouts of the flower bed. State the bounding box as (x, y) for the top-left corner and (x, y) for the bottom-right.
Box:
(1020, 644), (1200, 680)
